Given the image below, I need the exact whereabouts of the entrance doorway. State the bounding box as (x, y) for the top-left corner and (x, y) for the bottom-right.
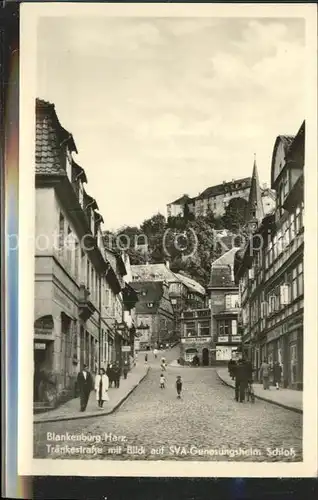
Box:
(202, 348), (209, 366)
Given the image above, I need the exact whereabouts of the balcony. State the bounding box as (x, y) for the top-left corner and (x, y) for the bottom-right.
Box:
(78, 284), (96, 321)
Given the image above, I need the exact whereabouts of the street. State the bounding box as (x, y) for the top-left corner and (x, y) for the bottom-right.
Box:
(34, 347), (302, 462)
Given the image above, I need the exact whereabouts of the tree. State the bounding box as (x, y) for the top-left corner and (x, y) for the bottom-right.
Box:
(222, 197), (248, 233)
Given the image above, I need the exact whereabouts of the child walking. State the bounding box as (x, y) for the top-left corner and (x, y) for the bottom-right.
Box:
(176, 375), (182, 398)
(160, 373), (166, 389)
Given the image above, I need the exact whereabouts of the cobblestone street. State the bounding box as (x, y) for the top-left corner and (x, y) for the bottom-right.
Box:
(34, 353), (302, 462)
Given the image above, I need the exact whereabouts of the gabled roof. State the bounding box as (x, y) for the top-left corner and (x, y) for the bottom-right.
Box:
(197, 177), (251, 200)
(130, 281), (165, 314)
(209, 247), (240, 288)
(175, 273), (205, 296)
(169, 194), (191, 205)
(271, 134), (295, 186)
(131, 263), (178, 283)
(35, 98), (77, 176)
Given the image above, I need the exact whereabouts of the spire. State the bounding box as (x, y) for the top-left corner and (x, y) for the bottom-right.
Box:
(245, 154), (264, 228)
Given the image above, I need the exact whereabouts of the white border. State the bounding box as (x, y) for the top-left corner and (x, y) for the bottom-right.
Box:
(19, 2), (317, 477)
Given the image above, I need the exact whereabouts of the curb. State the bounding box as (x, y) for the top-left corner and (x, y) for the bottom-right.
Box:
(34, 367), (150, 425)
(216, 371), (303, 415)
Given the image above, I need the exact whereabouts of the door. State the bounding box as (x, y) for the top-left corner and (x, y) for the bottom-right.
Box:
(202, 348), (209, 366)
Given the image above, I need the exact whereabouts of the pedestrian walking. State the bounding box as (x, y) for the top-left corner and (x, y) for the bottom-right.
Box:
(94, 368), (109, 408)
(153, 348), (158, 359)
(160, 373), (166, 389)
(106, 363), (114, 388)
(176, 375), (183, 398)
(76, 364), (93, 412)
(113, 362), (121, 388)
(234, 357), (249, 403)
(259, 358), (270, 390)
(145, 353), (148, 364)
(123, 361), (129, 380)
(273, 361), (282, 389)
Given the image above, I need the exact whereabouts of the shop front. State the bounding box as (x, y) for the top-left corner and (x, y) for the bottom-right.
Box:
(33, 315), (55, 405)
(180, 337), (213, 365)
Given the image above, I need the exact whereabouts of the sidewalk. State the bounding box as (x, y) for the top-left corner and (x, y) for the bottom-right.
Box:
(216, 367), (302, 414)
(34, 364), (149, 424)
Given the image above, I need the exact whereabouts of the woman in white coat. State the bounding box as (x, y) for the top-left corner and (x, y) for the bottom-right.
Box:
(94, 368), (109, 408)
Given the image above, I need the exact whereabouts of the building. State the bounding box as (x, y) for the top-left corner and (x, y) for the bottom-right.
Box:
(179, 308), (211, 365)
(167, 194), (193, 218)
(207, 248), (242, 363)
(167, 175), (275, 220)
(33, 99), (138, 409)
(130, 281), (175, 349)
(234, 123), (304, 389)
(131, 262), (205, 339)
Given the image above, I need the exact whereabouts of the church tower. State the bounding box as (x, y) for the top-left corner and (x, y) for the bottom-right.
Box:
(244, 154), (264, 233)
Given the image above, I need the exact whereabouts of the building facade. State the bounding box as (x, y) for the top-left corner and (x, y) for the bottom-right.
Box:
(234, 123), (304, 389)
(207, 248), (242, 363)
(34, 99), (138, 409)
(131, 263), (205, 340)
(167, 176), (275, 220)
(130, 281), (175, 349)
(179, 308), (211, 365)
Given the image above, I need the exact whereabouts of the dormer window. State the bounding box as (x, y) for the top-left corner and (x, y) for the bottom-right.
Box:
(147, 302), (154, 308)
(66, 151), (72, 182)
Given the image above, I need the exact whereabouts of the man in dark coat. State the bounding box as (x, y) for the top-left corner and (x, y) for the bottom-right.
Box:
(106, 363), (114, 387)
(113, 362), (121, 388)
(228, 358), (237, 380)
(76, 364), (93, 412)
(234, 357), (249, 402)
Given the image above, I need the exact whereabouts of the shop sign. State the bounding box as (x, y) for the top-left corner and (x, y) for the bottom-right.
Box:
(231, 336), (242, 342)
(34, 342), (46, 350)
(218, 336), (229, 343)
(181, 337), (211, 344)
(121, 346), (131, 352)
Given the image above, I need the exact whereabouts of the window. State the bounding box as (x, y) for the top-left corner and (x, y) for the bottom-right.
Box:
(268, 295), (277, 315)
(74, 240), (80, 280)
(185, 321), (196, 337)
(231, 319), (237, 336)
(295, 205), (303, 234)
(218, 319), (231, 336)
(225, 294), (239, 309)
(147, 302), (154, 308)
(58, 212), (65, 252)
(290, 213), (296, 241)
(171, 298), (177, 305)
(198, 320), (210, 337)
(65, 226), (72, 270)
(298, 262), (304, 296)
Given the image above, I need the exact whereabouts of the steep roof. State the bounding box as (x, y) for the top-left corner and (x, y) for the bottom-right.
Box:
(244, 156), (264, 224)
(209, 247), (240, 287)
(197, 177), (251, 200)
(130, 281), (165, 314)
(131, 263), (178, 283)
(271, 134), (295, 186)
(169, 194), (191, 205)
(174, 273), (206, 296)
(35, 98), (77, 176)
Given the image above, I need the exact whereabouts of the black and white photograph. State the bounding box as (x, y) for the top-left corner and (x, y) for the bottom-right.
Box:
(18, 3), (317, 476)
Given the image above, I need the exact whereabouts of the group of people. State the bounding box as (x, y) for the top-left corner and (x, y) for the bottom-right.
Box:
(228, 356), (283, 403)
(159, 373), (183, 398)
(76, 360), (130, 412)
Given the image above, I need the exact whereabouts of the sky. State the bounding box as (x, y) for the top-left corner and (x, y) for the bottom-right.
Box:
(37, 16), (305, 231)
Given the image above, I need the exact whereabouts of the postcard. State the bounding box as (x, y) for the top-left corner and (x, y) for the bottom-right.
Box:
(18, 2), (317, 478)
